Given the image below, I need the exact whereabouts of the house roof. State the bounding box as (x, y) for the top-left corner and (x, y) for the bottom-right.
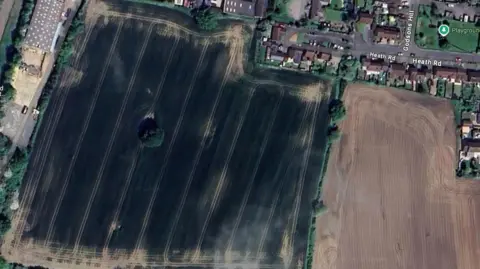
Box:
(390, 63), (406, 78)
(374, 26), (401, 39)
(468, 69), (480, 82)
(255, 0), (267, 17)
(303, 50), (316, 61)
(363, 59), (386, 71)
(223, 0), (256, 17)
(358, 12), (374, 24)
(319, 52), (331, 61)
(287, 47), (304, 63)
(24, 0), (64, 52)
(433, 66), (468, 81)
(271, 25), (286, 41)
(463, 139), (480, 149)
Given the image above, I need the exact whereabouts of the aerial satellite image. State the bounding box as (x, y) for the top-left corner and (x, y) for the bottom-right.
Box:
(0, 0), (479, 268)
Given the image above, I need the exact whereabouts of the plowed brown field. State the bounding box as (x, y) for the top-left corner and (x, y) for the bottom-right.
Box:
(314, 84), (480, 269)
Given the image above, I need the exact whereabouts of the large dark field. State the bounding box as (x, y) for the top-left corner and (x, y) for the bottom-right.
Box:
(2, 2), (330, 268)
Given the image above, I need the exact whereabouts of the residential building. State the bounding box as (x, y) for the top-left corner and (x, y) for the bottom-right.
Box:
(389, 63), (407, 80)
(373, 26), (401, 43)
(462, 119), (472, 138)
(287, 47), (304, 64)
(433, 66), (468, 82)
(223, 0), (267, 17)
(271, 25), (286, 42)
(460, 139), (480, 161)
(358, 12), (374, 25)
(303, 50), (316, 61)
(318, 52), (331, 63)
(362, 59), (387, 75)
(468, 69), (480, 83)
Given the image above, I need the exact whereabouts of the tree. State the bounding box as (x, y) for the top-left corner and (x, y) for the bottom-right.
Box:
(194, 9), (218, 31)
(328, 99), (346, 122)
(0, 134), (12, 157)
(138, 117), (165, 148)
(327, 126), (342, 143)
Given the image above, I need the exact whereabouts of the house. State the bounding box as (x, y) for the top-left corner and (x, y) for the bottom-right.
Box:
(362, 59), (387, 75)
(460, 139), (480, 161)
(271, 25), (286, 42)
(223, 0), (267, 17)
(318, 52), (331, 63)
(389, 63), (407, 80)
(303, 50), (316, 61)
(467, 69), (480, 83)
(433, 66), (468, 82)
(267, 48), (286, 62)
(358, 12), (374, 25)
(287, 47), (304, 64)
(373, 26), (401, 43)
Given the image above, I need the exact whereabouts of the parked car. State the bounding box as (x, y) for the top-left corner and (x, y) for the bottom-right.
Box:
(21, 106), (28, 114)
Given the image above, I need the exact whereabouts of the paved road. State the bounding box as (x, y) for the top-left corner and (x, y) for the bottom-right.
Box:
(307, 2), (480, 68)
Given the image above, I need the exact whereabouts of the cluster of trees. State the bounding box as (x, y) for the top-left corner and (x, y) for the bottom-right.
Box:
(0, 0), (36, 102)
(337, 58), (360, 81)
(193, 8), (218, 31)
(138, 117), (165, 148)
(0, 148), (29, 236)
(457, 159), (480, 178)
(327, 98), (346, 143)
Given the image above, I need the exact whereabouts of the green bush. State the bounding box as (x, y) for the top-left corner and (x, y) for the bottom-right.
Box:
(141, 128), (165, 148)
(194, 9), (218, 31)
(328, 99), (346, 123)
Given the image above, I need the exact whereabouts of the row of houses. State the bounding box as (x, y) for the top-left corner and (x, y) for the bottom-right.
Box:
(261, 24), (343, 71)
(362, 59), (480, 84)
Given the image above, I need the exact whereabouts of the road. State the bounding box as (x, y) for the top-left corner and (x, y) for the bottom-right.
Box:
(296, 1), (480, 69)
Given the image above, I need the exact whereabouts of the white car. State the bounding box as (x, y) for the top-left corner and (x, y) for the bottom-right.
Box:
(397, 52), (403, 56)
(448, 3), (454, 7)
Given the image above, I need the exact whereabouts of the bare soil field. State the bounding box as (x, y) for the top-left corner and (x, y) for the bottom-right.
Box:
(1, 2), (331, 269)
(314, 84), (480, 269)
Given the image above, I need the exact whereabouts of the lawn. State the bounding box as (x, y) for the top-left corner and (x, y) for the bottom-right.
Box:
(324, 7), (344, 22)
(330, 0), (344, 9)
(356, 0), (365, 8)
(355, 22), (367, 33)
(4, 3), (331, 269)
(415, 5), (480, 53)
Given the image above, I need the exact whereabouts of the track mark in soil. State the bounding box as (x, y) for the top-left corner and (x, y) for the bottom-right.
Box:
(225, 87), (284, 255)
(9, 20), (99, 249)
(102, 144), (143, 252)
(188, 38), (240, 263)
(193, 87), (255, 262)
(160, 41), (210, 262)
(290, 92), (322, 253)
(131, 34), (181, 258)
(72, 22), (154, 254)
(43, 20), (125, 246)
(102, 9), (248, 40)
(255, 100), (313, 261)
